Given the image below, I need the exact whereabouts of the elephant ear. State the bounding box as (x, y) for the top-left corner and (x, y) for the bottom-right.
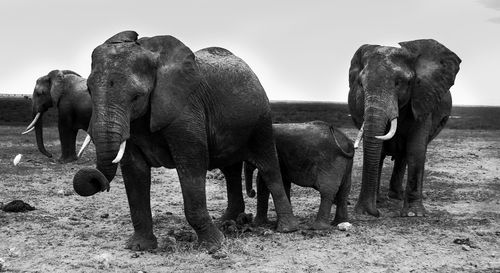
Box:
(348, 44), (379, 89)
(348, 44), (379, 127)
(48, 70), (65, 107)
(399, 39), (461, 120)
(139, 35), (201, 132)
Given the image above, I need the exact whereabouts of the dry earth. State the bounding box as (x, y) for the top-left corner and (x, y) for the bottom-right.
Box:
(0, 126), (499, 272)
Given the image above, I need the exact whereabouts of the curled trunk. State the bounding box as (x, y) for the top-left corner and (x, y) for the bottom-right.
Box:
(73, 137), (121, 196)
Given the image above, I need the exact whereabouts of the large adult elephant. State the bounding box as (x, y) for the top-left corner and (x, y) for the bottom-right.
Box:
(72, 31), (298, 252)
(23, 70), (92, 163)
(348, 39), (461, 217)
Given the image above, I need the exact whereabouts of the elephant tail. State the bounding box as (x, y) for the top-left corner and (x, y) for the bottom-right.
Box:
(329, 126), (354, 158)
(244, 162), (257, 198)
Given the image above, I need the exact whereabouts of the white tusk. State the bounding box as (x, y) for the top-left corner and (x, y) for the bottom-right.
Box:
(21, 127), (35, 135)
(23, 112), (41, 134)
(354, 122), (364, 149)
(375, 118), (398, 140)
(77, 134), (92, 158)
(112, 141), (127, 164)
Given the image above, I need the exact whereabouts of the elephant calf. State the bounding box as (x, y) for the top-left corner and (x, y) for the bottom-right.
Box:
(245, 121), (354, 229)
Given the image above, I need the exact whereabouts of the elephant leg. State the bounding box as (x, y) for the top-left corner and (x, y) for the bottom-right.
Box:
(389, 156), (406, 200)
(121, 142), (157, 250)
(401, 119), (431, 217)
(283, 177), (292, 203)
(248, 128), (298, 232)
(220, 162), (245, 221)
(332, 160), (352, 225)
(311, 172), (339, 230)
(254, 173), (270, 225)
(57, 118), (78, 163)
(165, 126), (223, 252)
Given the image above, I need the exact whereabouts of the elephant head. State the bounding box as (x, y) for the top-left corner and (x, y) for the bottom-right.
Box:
(24, 70), (82, 158)
(73, 30), (201, 196)
(348, 39), (461, 216)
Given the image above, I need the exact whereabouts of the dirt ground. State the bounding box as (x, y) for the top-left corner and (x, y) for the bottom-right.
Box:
(0, 126), (499, 272)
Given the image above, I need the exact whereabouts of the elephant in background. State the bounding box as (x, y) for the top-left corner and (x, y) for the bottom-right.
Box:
(23, 70), (92, 163)
(348, 39), (461, 217)
(72, 31), (298, 252)
(245, 121), (354, 229)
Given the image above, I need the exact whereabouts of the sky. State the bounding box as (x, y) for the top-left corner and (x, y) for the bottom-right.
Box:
(0, 0), (499, 106)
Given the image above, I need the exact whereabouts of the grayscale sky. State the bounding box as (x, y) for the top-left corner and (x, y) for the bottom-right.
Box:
(0, 0), (499, 105)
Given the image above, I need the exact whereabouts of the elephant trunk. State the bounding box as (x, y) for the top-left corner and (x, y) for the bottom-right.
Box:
(33, 112), (52, 158)
(355, 104), (397, 217)
(73, 132), (122, 196)
(244, 163), (256, 198)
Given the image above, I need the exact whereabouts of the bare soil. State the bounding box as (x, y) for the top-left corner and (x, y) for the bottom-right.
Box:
(0, 126), (499, 272)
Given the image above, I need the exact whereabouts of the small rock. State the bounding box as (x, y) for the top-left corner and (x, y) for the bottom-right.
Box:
(130, 253), (140, 258)
(337, 222), (353, 231)
(211, 250), (228, 259)
(100, 213), (109, 219)
(462, 245), (471, 251)
(263, 230), (274, 236)
(407, 212), (416, 217)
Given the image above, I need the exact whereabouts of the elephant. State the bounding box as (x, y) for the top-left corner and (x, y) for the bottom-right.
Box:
(347, 39), (461, 217)
(245, 121), (354, 229)
(72, 31), (298, 252)
(23, 70), (92, 163)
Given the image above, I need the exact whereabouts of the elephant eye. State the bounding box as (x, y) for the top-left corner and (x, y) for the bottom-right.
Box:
(132, 94), (140, 101)
(109, 80), (114, 87)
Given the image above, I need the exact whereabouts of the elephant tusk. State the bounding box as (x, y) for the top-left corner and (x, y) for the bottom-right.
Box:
(22, 112), (41, 134)
(112, 141), (127, 164)
(375, 118), (397, 140)
(354, 122), (364, 149)
(77, 134), (92, 158)
(21, 127), (35, 135)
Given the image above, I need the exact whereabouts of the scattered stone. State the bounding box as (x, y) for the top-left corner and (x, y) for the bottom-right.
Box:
(407, 212), (416, 217)
(2, 200), (35, 213)
(337, 222), (353, 231)
(211, 250), (228, 259)
(453, 238), (479, 249)
(94, 252), (112, 269)
(130, 253), (140, 258)
(462, 245), (471, 251)
(100, 213), (109, 219)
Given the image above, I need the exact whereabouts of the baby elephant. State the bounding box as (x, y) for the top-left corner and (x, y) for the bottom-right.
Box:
(245, 121), (354, 229)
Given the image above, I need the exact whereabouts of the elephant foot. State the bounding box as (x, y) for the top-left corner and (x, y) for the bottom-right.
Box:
(58, 155), (78, 164)
(125, 232), (158, 251)
(220, 207), (245, 222)
(400, 201), (426, 217)
(276, 214), (299, 233)
(354, 201), (380, 217)
(388, 190), (404, 200)
(195, 224), (224, 254)
(253, 215), (270, 226)
(309, 220), (330, 230)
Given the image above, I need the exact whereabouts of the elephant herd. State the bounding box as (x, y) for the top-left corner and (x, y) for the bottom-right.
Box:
(21, 30), (461, 252)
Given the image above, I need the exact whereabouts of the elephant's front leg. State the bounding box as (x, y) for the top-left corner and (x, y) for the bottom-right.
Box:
(121, 143), (157, 250)
(57, 118), (78, 163)
(401, 119), (431, 217)
(220, 162), (245, 221)
(165, 126), (223, 252)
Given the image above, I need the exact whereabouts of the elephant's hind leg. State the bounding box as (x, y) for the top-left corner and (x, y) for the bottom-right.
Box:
(389, 156), (406, 200)
(248, 127), (298, 232)
(311, 172), (339, 230)
(220, 162), (245, 221)
(121, 142), (157, 251)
